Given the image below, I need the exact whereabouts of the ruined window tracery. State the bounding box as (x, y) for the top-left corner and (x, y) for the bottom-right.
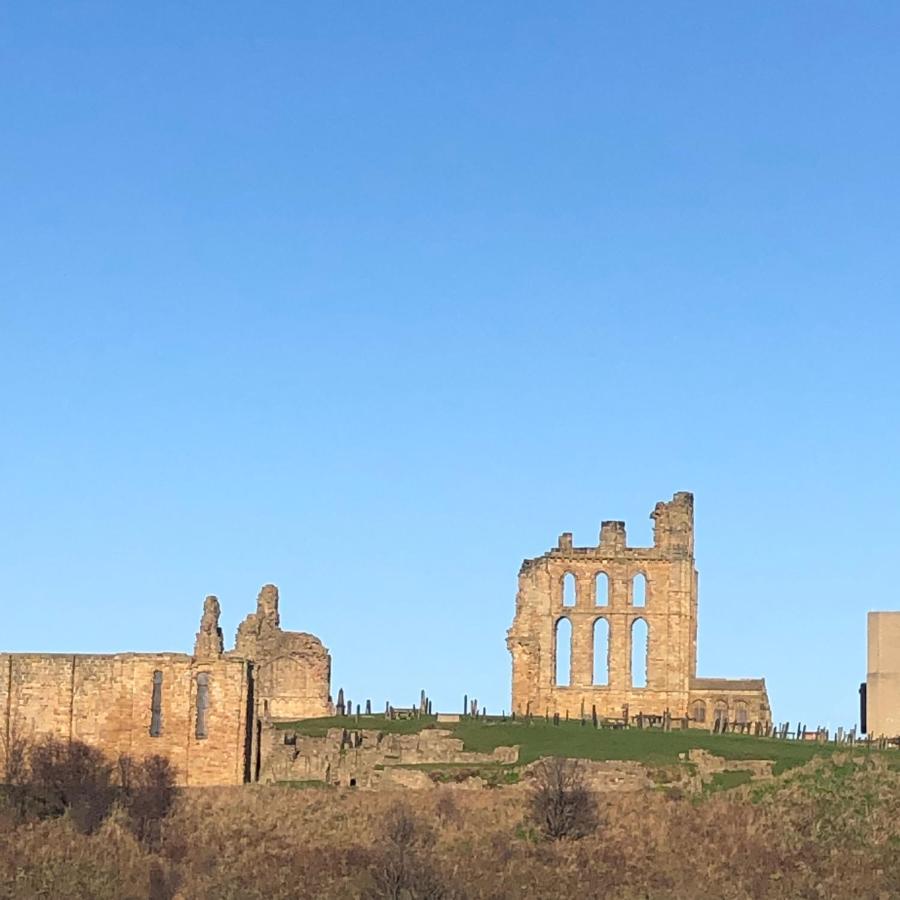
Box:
(714, 701), (728, 726)
(592, 618), (609, 685)
(595, 572), (609, 606)
(149, 670), (163, 737)
(630, 618), (648, 688)
(690, 699), (706, 723)
(562, 572), (576, 607)
(734, 701), (748, 725)
(554, 616), (572, 686)
(195, 672), (210, 739)
(632, 573), (647, 607)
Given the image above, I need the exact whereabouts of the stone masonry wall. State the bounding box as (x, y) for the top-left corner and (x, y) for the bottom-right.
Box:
(260, 727), (518, 788)
(1, 583), (333, 787)
(507, 492), (771, 723)
(233, 584), (333, 721)
(0, 652), (249, 786)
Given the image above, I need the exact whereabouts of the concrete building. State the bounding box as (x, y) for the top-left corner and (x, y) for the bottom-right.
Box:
(865, 611), (900, 737)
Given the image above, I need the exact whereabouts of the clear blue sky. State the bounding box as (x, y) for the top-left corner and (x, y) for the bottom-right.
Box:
(2, 4), (898, 729)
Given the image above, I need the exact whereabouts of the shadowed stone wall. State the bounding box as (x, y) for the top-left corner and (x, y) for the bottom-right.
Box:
(0, 652), (250, 786)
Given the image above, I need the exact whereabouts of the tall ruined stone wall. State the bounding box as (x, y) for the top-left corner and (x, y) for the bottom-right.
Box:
(0, 653), (250, 786)
(507, 492), (771, 723)
(1, 583), (333, 787)
(232, 584), (333, 721)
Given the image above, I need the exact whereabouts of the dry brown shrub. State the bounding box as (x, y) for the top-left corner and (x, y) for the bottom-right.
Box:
(118, 753), (177, 850)
(526, 756), (598, 840)
(435, 789), (460, 826)
(28, 735), (115, 834)
(365, 801), (449, 900)
(1, 754), (899, 899)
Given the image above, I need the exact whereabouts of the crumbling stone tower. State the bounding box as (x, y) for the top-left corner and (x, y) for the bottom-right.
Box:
(507, 492), (771, 725)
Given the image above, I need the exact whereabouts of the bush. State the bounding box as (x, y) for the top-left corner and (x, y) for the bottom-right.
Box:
(0, 717), (30, 822)
(366, 802), (448, 899)
(527, 757), (598, 840)
(28, 736), (115, 834)
(2, 736), (177, 846)
(118, 754), (177, 849)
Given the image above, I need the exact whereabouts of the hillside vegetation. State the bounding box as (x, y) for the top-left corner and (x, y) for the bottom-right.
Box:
(3, 752), (900, 898)
(3, 724), (900, 899)
(281, 714), (857, 772)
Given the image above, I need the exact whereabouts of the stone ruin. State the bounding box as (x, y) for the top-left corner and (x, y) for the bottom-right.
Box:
(507, 492), (772, 728)
(0, 583), (333, 786)
(261, 727), (518, 789)
(0, 490), (777, 790)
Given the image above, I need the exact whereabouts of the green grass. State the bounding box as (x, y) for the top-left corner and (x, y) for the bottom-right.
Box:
(452, 718), (833, 771)
(280, 715), (879, 774)
(704, 769), (753, 793)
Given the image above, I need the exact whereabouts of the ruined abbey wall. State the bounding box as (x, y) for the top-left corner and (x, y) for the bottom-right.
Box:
(507, 493), (771, 725)
(0, 585), (332, 786)
(0, 653), (250, 786)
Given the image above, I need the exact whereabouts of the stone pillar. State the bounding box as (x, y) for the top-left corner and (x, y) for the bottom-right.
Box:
(194, 596), (224, 658)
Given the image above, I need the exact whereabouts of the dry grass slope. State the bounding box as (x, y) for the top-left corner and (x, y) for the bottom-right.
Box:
(2, 752), (900, 899)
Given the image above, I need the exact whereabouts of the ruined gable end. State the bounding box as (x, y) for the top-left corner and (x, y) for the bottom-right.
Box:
(507, 491), (771, 728)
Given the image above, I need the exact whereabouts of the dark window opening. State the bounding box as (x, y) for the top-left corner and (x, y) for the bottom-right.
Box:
(149, 671), (163, 737)
(196, 673), (210, 739)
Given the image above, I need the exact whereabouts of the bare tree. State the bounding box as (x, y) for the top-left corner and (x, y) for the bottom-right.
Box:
(527, 757), (598, 840)
(367, 802), (448, 899)
(119, 754), (177, 850)
(29, 735), (115, 834)
(0, 713), (30, 821)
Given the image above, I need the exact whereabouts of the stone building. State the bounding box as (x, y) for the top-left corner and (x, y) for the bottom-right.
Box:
(0, 584), (332, 786)
(864, 611), (900, 737)
(507, 492), (771, 726)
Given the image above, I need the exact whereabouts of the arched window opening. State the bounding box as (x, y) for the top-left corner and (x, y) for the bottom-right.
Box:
(149, 671), (163, 737)
(554, 617), (572, 686)
(595, 572), (609, 606)
(196, 673), (210, 739)
(632, 573), (647, 607)
(713, 701), (728, 726)
(592, 618), (609, 685)
(562, 572), (576, 608)
(690, 700), (706, 723)
(630, 618), (649, 688)
(734, 701), (749, 725)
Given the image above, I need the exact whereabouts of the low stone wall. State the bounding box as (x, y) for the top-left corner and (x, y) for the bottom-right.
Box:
(260, 727), (518, 788)
(686, 748), (774, 781)
(516, 759), (653, 794)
